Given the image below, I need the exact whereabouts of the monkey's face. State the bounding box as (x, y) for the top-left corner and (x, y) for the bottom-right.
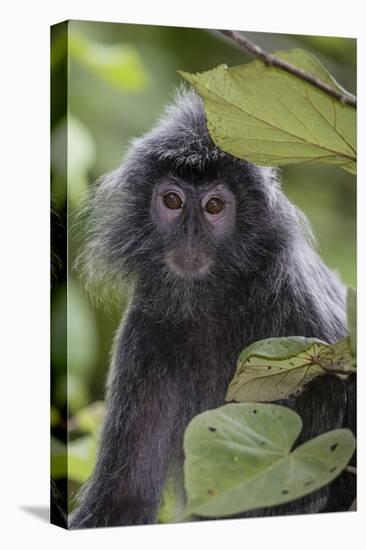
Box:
(150, 179), (236, 278)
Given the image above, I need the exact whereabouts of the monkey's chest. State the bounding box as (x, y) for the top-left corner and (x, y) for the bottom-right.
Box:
(169, 322), (245, 410)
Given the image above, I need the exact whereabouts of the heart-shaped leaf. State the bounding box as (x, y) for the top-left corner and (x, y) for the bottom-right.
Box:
(184, 403), (355, 517)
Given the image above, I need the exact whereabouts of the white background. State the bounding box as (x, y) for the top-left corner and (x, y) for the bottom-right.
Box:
(0, 1), (364, 548)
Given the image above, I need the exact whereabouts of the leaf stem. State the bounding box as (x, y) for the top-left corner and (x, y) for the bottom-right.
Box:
(346, 465), (357, 475)
(219, 30), (357, 108)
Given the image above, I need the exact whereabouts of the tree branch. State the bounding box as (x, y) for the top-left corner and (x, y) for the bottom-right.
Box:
(220, 30), (357, 108)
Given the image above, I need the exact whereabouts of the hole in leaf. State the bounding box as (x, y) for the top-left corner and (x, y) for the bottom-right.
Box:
(329, 467), (337, 473)
(252, 409), (257, 414)
(208, 427), (217, 432)
(304, 480), (315, 487)
(282, 490), (289, 495)
(267, 366), (272, 370)
(207, 489), (215, 496)
(330, 444), (338, 452)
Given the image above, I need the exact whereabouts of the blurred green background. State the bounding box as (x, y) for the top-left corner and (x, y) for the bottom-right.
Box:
(50, 20), (356, 517)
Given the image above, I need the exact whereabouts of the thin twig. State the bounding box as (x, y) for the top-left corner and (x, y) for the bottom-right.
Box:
(345, 465), (357, 475)
(220, 30), (357, 108)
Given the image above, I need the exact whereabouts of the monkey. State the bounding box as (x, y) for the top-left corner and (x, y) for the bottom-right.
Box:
(69, 89), (356, 528)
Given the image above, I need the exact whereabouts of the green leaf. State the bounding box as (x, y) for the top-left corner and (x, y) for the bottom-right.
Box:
(67, 115), (96, 206)
(73, 401), (105, 434)
(69, 32), (149, 92)
(179, 49), (356, 174)
(51, 115), (96, 207)
(347, 287), (357, 356)
(68, 435), (98, 484)
(226, 336), (355, 403)
(64, 373), (90, 414)
(68, 278), (99, 377)
(158, 477), (186, 524)
(50, 406), (62, 428)
(51, 436), (67, 479)
(184, 403), (355, 517)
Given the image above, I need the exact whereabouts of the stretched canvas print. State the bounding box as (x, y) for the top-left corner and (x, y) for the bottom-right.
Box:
(50, 20), (357, 529)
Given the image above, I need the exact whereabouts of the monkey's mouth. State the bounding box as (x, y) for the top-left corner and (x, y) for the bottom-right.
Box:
(165, 249), (211, 277)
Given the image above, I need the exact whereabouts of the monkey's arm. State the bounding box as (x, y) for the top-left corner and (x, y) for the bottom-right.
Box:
(69, 312), (176, 529)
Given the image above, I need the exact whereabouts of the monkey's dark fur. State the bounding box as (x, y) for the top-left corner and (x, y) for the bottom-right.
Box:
(70, 90), (356, 528)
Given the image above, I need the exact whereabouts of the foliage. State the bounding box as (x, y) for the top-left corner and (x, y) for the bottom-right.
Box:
(72, 401), (105, 434)
(69, 32), (149, 92)
(184, 403), (355, 517)
(68, 436), (99, 484)
(51, 115), (96, 206)
(226, 336), (355, 403)
(180, 49), (356, 174)
(51, 436), (67, 479)
(184, 288), (356, 516)
(227, 287), (356, 403)
(51, 402), (105, 484)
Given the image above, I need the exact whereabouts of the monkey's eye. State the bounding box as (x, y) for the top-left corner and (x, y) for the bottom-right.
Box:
(205, 197), (225, 215)
(163, 192), (183, 210)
